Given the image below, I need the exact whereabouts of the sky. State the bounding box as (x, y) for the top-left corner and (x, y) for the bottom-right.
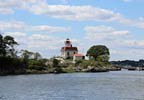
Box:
(0, 0), (144, 61)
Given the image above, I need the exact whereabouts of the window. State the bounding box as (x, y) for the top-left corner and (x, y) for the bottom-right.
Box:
(83, 56), (85, 59)
(67, 52), (69, 56)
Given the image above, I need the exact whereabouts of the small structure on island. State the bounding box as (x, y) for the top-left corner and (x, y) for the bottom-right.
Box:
(61, 38), (78, 59)
(73, 54), (85, 61)
(61, 38), (85, 61)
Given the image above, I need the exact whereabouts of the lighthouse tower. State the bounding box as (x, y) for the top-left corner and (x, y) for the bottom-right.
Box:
(65, 38), (72, 47)
(61, 38), (78, 59)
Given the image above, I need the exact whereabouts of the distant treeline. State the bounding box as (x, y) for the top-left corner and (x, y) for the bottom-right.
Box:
(111, 59), (144, 67)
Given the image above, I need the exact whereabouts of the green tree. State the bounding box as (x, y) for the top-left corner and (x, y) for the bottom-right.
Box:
(0, 34), (18, 57)
(20, 50), (33, 67)
(4, 35), (18, 57)
(86, 45), (110, 61)
(33, 52), (42, 60)
(0, 34), (26, 75)
(0, 34), (6, 56)
(20, 50), (42, 60)
(20, 50), (33, 60)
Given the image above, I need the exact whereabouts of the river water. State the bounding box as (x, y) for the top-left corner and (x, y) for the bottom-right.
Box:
(0, 71), (144, 100)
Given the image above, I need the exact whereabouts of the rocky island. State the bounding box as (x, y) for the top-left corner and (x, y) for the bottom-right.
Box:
(0, 35), (120, 75)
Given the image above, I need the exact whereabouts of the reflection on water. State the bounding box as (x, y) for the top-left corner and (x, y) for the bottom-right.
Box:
(0, 71), (144, 100)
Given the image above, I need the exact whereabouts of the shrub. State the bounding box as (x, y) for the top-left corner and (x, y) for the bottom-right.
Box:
(28, 59), (46, 71)
(52, 59), (59, 67)
(62, 65), (74, 73)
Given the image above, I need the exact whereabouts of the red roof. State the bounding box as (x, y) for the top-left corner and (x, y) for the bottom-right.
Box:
(74, 54), (84, 57)
(61, 47), (78, 51)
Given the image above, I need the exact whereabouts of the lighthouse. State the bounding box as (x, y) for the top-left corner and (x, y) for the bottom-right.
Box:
(61, 38), (78, 59)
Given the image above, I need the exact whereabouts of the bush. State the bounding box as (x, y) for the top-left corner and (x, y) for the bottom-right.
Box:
(62, 65), (74, 73)
(52, 59), (59, 67)
(28, 59), (46, 71)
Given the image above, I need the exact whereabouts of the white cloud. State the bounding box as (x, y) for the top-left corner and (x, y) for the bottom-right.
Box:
(123, 0), (143, 2)
(29, 4), (121, 22)
(84, 25), (144, 48)
(110, 49), (144, 60)
(5, 31), (27, 37)
(27, 4), (144, 29)
(123, 0), (132, 2)
(4, 32), (61, 54)
(4, 32), (28, 45)
(0, 21), (25, 31)
(28, 34), (62, 50)
(0, 21), (70, 33)
(2, 0), (120, 22)
(124, 40), (144, 47)
(30, 25), (71, 33)
(5, 32), (61, 50)
(0, 0), (46, 14)
(0, 1), (144, 29)
(0, 8), (14, 14)
(85, 25), (129, 41)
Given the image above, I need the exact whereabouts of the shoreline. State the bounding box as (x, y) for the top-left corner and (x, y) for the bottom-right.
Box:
(0, 68), (121, 76)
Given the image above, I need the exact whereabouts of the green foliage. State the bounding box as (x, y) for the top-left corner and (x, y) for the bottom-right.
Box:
(0, 34), (6, 56)
(28, 59), (46, 71)
(52, 59), (59, 67)
(0, 57), (26, 75)
(54, 67), (64, 73)
(75, 60), (82, 66)
(66, 56), (73, 59)
(0, 34), (26, 75)
(62, 65), (74, 73)
(87, 45), (110, 61)
(0, 34), (47, 75)
(78, 60), (109, 68)
(33, 52), (42, 60)
(0, 34), (18, 57)
(78, 60), (97, 69)
(96, 55), (110, 62)
(20, 50), (33, 60)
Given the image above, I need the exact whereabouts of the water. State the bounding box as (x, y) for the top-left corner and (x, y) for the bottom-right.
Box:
(0, 71), (144, 100)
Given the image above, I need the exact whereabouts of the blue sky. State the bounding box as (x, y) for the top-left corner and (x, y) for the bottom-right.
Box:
(0, 0), (144, 60)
